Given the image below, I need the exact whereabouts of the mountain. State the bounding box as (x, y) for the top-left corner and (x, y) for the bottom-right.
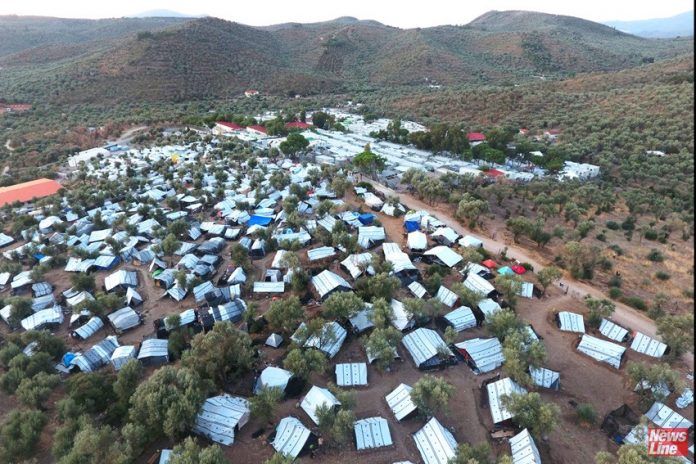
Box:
(0, 11), (692, 103)
(0, 16), (188, 58)
(129, 9), (203, 18)
(603, 11), (694, 38)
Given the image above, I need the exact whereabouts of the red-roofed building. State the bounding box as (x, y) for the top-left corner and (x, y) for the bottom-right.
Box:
(286, 121), (312, 130)
(213, 121), (244, 135)
(0, 178), (62, 207)
(467, 132), (486, 143)
(247, 125), (267, 135)
(1, 103), (32, 114)
(485, 169), (504, 178)
(244, 90), (260, 97)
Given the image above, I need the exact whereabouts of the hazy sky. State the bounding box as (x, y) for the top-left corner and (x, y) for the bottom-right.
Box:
(0, 0), (692, 27)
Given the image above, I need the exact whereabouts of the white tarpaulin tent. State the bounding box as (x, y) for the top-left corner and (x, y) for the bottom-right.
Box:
(413, 417), (458, 464)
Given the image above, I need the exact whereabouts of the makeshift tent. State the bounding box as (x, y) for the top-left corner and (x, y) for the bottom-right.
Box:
(487, 377), (527, 424)
(266, 333), (283, 348)
(111, 345), (137, 370)
(455, 338), (504, 374)
(193, 395), (251, 446)
(335, 363), (368, 387)
(385, 383), (417, 421)
(413, 417), (458, 464)
(301, 386), (340, 425)
(556, 311), (585, 333)
(254, 366), (294, 394)
(354, 417), (393, 451)
(577, 334), (626, 369)
(509, 428), (542, 464)
(137, 339), (169, 366)
(442, 306), (477, 332)
(270, 417), (317, 459)
(402, 328), (455, 370)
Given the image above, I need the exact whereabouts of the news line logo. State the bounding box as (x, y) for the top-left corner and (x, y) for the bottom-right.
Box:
(647, 428), (689, 457)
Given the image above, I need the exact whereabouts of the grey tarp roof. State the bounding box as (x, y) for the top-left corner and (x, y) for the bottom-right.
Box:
(107, 306), (141, 332)
(272, 417), (312, 459)
(645, 402), (693, 429)
(443, 306), (476, 332)
(355, 417), (393, 450)
(21, 306), (63, 331)
(110, 345), (137, 371)
(340, 252), (375, 280)
(137, 339), (169, 362)
(300, 386), (341, 425)
(348, 305), (374, 334)
(390, 299), (415, 332)
(72, 316), (104, 340)
(424, 246), (463, 268)
(577, 334), (625, 369)
(407, 231), (427, 250)
(434, 286), (458, 308)
(193, 395), (251, 446)
(413, 417), (458, 464)
(311, 270), (352, 300)
(463, 273), (494, 296)
(265, 333), (283, 348)
(599, 318), (629, 342)
(487, 378), (527, 424)
(104, 270), (138, 292)
(307, 246), (336, 262)
(408, 281), (428, 299)
(455, 337), (504, 374)
(211, 299), (247, 323)
(386, 383), (417, 421)
(509, 428), (542, 464)
(254, 366), (293, 394)
(630, 332), (668, 358)
(335, 363), (368, 387)
(557, 311), (585, 333)
(401, 328), (453, 368)
(293, 321), (347, 359)
(70, 336), (119, 372)
(529, 367), (560, 390)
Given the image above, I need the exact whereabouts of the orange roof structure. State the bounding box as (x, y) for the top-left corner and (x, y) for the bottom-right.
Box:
(0, 178), (62, 207)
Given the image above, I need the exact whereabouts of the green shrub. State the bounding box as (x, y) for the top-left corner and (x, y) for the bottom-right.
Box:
(621, 216), (636, 231)
(595, 233), (606, 242)
(644, 229), (658, 241)
(608, 275), (622, 287)
(608, 287), (622, 299)
(606, 221), (620, 230)
(620, 296), (647, 311)
(576, 403), (596, 425)
(607, 244), (623, 256)
(655, 271), (671, 281)
(647, 249), (664, 262)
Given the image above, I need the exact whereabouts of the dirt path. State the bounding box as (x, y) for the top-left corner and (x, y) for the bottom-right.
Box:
(116, 125), (148, 144)
(4, 139), (14, 151)
(370, 181), (693, 366)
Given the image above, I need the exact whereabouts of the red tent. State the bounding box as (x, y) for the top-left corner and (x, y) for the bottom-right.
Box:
(482, 259), (497, 269)
(511, 264), (526, 274)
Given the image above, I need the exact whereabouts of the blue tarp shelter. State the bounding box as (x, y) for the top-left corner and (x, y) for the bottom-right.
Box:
(497, 266), (514, 275)
(247, 215), (273, 226)
(404, 221), (419, 232)
(358, 213), (375, 225)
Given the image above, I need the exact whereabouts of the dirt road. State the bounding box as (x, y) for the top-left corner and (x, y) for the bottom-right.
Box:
(116, 125), (148, 144)
(370, 181), (692, 366)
